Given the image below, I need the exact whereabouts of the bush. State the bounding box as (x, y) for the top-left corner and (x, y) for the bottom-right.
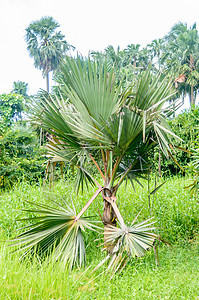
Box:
(0, 93), (25, 133)
(158, 105), (199, 176)
(0, 124), (46, 188)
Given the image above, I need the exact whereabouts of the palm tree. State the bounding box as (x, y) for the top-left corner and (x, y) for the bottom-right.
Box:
(147, 38), (164, 70)
(91, 46), (131, 84)
(12, 81), (28, 97)
(162, 22), (199, 106)
(125, 44), (141, 67)
(11, 56), (179, 274)
(25, 16), (71, 92)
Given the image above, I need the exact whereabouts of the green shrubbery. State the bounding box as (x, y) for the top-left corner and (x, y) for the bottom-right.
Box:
(0, 91), (48, 189)
(156, 105), (199, 176)
(0, 93), (25, 133)
(0, 124), (46, 188)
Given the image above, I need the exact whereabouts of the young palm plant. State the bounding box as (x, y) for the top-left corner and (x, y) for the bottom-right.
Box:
(11, 56), (179, 274)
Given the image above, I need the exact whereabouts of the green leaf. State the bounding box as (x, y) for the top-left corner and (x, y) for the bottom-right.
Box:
(95, 214), (156, 277)
(9, 200), (98, 269)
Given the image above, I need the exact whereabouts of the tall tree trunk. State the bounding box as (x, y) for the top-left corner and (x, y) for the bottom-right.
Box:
(189, 55), (195, 106)
(46, 71), (49, 93)
(191, 85), (195, 105)
(188, 92), (191, 106)
(182, 93), (184, 105)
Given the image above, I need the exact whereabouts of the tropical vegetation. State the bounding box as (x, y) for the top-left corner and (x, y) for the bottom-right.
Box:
(0, 16), (199, 298)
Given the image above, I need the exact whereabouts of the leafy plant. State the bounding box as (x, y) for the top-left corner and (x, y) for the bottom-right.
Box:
(155, 105), (199, 176)
(10, 200), (99, 269)
(11, 56), (180, 274)
(94, 212), (156, 276)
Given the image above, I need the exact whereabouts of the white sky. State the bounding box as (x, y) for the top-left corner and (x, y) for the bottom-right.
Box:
(1, 0), (199, 108)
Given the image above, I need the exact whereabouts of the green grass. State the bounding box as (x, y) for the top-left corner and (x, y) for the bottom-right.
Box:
(0, 243), (198, 299)
(0, 176), (199, 299)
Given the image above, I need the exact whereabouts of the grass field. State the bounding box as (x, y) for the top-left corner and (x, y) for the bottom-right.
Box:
(0, 176), (198, 299)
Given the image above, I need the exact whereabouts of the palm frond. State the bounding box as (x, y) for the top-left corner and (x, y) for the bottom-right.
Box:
(94, 215), (157, 277)
(59, 56), (123, 121)
(9, 201), (99, 269)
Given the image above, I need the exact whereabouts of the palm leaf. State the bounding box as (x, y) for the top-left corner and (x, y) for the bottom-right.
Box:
(59, 56), (123, 122)
(9, 201), (99, 269)
(94, 214), (156, 277)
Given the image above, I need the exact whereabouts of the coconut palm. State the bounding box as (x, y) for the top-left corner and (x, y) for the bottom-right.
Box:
(25, 16), (71, 92)
(162, 22), (199, 106)
(147, 38), (164, 70)
(11, 56), (179, 274)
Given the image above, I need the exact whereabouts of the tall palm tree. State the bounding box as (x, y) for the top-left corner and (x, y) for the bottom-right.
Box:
(11, 56), (179, 274)
(25, 16), (71, 92)
(124, 44), (151, 73)
(162, 22), (199, 106)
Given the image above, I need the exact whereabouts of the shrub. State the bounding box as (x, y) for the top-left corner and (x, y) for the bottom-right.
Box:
(0, 124), (46, 188)
(158, 105), (199, 176)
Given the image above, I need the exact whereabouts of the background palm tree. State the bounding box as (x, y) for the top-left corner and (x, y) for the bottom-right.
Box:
(148, 38), (164, 70)
(25, 16), (72, 92)
(124, 44), (141, 67)
(12, 81), (28, 97)
(162, 22), (199, 106)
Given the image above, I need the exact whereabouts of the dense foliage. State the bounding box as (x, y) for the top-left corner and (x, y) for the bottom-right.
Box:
(0, 86), (47, 189)
(0, 124), (46, 188)
(90, 22), (199, 108)
(0, 93), (25, 133)
(158, 106), (199, 176)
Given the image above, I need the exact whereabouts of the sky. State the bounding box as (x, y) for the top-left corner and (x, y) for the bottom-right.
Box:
(1, 0), (199, 107)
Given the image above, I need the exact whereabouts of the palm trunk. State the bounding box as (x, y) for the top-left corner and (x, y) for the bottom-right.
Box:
(102, 187), (117, 224)
(189, 55), (195, 106)
(103, 199), (117, 226)
(191, 85), (194, 105)
(46, 71), (49, 93)
(189, 86), (195, 106)
(102, 188), (117, 253)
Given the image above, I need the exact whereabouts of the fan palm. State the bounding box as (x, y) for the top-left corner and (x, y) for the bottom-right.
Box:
(11, 56), (180, 274)
(25, 16), (72, 92)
